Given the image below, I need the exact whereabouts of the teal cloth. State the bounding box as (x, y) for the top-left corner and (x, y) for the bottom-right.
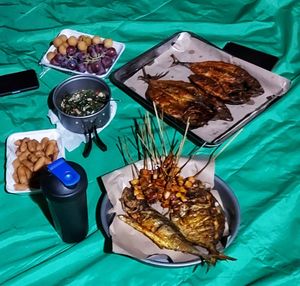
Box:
(0, 0), (300, 285)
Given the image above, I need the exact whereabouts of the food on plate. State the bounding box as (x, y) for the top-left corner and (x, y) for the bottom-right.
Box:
(119, 187), (207, 258)
(139, 70), (233, 128)
(60, 89), (107, 116)
(46, 51), (56, 61)
(117, 115), (235, 266)
(170, 179), (228, 265)
(123, 153), (234, 265)
(171, 54), (264, 104)
(12, 137), (59, 190)
(46, 34), (118, 75)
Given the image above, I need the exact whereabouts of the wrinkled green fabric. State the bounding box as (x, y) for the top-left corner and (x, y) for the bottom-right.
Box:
(0, 0), (300, 285)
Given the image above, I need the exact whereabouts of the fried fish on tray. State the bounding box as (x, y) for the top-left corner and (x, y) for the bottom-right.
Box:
(119, 187), (210, 260)
(171, 54), (264, 104)
(170, 178), (230, 264)
(139, 71), (233, 128)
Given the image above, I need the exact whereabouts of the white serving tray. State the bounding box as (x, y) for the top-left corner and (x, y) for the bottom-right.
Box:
(39, 29), (126, 78)
(6, 129), (65, 194)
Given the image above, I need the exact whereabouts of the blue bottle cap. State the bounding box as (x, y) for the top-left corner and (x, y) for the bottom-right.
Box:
(48, 158), (81, 187)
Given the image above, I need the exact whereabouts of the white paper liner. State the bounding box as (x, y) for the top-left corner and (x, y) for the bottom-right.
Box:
(124, 32), (291, 143)
(48, 101), (117, 151)
(101, 157), (229, 263)
(39, 29), (126, 78)
(5, 129), (65, 194)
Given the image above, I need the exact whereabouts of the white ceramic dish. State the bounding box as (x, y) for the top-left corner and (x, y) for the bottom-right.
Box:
(5, 129), (65, 194)
(39, 29), (126, 78)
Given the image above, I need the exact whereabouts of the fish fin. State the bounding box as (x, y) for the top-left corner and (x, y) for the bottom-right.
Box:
(118, 215), (205, 258)
(211, 252), (237, 261)
(118, 215), (171, 250)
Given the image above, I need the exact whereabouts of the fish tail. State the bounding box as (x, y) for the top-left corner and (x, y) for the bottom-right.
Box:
(170, 54), (189, 68)
(212, 252), (237, 261)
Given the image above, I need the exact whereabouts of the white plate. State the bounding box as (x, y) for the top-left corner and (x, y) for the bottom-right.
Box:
(5, 129), (65, 194)
(39, 29), (126, 78)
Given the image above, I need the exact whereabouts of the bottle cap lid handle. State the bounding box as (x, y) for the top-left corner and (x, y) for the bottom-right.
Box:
(48, 158), (80, 187)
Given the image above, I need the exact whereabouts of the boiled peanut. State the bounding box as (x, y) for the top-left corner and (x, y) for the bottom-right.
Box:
(28, 153), (39, 163)
(23, 165), (32, 180)
(13, 171), (19, 184)
(14, 139), (22, 146)
(33, 157), (45, 172)
(18, 150), (30, 161)
(45, 142), (55, 157)
(19, 140), (28, 152)
(22, 159), (34, 171)
(35, 150), (45, 158)
(36, 142), (43, 151)
(17, 165), (28, 185)
(14, 183), (29, 190)
(44, 157), (52, 165)
(41, 137), (49, 149)
(12, 158), (21, 169)
(27, 140), (37, 152)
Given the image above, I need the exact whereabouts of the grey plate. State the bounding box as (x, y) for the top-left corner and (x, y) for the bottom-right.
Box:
(100, 175), (240, 267)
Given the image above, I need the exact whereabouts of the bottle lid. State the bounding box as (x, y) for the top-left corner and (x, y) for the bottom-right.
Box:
(48, 158), (80, 187)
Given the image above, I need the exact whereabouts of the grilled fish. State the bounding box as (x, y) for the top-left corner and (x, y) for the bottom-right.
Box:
(139, 73), (232, 128)
(119, 187), (212, 261)
(170, 180), (234, 263)
(171, 54), (264, 104)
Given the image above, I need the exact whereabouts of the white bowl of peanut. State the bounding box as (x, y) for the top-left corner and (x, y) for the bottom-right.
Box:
(5, 129), (65, 194)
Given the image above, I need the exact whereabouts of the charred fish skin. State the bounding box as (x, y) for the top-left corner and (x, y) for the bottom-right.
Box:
(119, 187), (211, 260)
(145, 79), (217, 128)
(171, 54), (264, 105)
(156, 79), (233, 122)
(169, 180), (234, 262)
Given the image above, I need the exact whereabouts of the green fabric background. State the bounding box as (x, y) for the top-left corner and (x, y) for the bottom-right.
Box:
(0, 0), (299, 285)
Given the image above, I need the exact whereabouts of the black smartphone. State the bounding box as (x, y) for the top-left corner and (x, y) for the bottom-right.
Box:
(0, 69), (39, 97)
(223, 42), (279, 71)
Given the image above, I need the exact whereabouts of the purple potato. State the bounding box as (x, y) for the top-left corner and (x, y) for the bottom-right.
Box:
(95, 43), (105, 54)
(86, 63), (94, 74)
(91, 61), (104, 73)
(77, 63), (87, 73)
(105, 47), (117, 58)
(101, 56), (113, 69)
(66, 46), (77, 56)
(67, 59), (78, 70)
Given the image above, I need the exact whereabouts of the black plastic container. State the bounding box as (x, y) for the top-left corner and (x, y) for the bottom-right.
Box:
(40, 158), (88, 243)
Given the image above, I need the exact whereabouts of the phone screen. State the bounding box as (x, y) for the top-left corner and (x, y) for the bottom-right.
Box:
(0, 69), (39, 97)
(223, 42), (279, 71)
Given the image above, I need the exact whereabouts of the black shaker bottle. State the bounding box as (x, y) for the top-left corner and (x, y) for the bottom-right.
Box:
(40, 158), (88, 243)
